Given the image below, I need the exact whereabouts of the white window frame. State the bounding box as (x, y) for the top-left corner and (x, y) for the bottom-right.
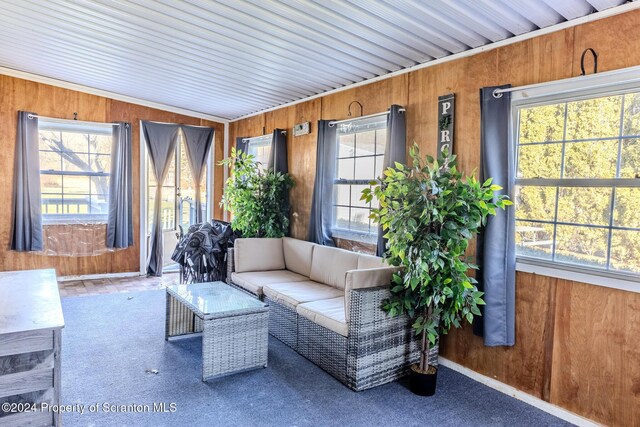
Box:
(242, 134), (272, 169)
(510, 65), (640, 292)
(331, 116), (387, 244)
(38, 119), (114, 225)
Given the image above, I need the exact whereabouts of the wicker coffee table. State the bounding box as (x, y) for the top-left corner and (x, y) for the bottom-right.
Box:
(165, 281), (269, 381)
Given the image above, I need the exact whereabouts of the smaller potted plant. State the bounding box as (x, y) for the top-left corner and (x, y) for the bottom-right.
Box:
(362, 144), (511, 396)
(220, 147), (294, 238)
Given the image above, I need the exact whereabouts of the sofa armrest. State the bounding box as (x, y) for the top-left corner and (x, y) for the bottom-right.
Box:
(346, 286), (432, 390)
(344, 267), (398, 322)
(347, 286), (409, 327)
(346, 267), (398, 290)
(227, 247), (235, 285)
(347, 285), (420, 353)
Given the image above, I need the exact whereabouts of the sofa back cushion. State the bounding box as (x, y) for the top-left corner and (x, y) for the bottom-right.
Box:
(357, 254), (387, 269)
(310, 245), (359, 290)
(282, 237), (315, 277)
(234, 238), (285, 273)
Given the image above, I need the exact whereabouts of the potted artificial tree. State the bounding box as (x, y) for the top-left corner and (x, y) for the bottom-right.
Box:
(362, 143), (511, 396)
(220, 147), (294, 238)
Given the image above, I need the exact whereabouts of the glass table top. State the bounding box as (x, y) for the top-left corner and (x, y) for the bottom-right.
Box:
(166, 281), (267, 317)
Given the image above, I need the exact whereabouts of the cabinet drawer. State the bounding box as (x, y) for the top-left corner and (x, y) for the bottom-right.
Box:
(0, 369), (54, 399)
(0, 350), (54, 376)
(0, 331), (53, 357)
(1, 409), (52, 427)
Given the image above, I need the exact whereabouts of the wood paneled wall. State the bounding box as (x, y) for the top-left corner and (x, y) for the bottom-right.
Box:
(0, 75), (225, 276)
(228, 11), (640, 426)
(202, 118), (226, 222)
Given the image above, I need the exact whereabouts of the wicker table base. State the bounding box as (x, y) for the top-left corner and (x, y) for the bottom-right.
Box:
(165, 282), (269, 381)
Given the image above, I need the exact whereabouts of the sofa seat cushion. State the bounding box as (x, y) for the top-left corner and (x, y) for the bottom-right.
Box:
(231, 270), (308, 296)
(263, 281), (344, 310)
(297, 297), (348, 337)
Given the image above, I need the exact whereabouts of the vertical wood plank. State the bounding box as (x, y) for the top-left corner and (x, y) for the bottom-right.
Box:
(53, 329), (61, 427)
(572, 11), (640, 76)
(550, 280), (640, 426)
(439, 272), (555, 399)
(541, 277), (557, 402)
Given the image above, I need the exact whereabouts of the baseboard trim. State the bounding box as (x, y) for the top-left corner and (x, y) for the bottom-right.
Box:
(58, 272), (142, 282)
(438, 357), (602, 427)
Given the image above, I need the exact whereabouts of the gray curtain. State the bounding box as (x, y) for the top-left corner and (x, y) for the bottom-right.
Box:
(474, 85), (516, 347)
(182, 125), (214, 224)
(236, 137), (248, 155)
(268, 129), (288, 173)
(377, 105), (407, 257)
(11, 111), (43, 251)
(269, 128), (290, 234)
(143, 121), (181, 277)
(106, 122), (133, 249)
(308, 120), (337, 246)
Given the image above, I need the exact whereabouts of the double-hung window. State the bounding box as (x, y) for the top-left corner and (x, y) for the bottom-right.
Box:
(245, 135), (272, 169)
(38, 120), (112, 223)
(514, 88), (640, 279)
(332, 116), (387, 243)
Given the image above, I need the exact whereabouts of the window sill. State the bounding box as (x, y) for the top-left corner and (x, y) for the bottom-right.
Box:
(43, 216), (108, 226)
(331, 229), (377, 245)
(516, 258), (639, 294)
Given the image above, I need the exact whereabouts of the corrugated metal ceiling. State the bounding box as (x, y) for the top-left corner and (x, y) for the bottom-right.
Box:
(0, 0), (631, 120)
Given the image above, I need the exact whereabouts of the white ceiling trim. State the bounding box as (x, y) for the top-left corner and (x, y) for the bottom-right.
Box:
(231, 1), (640, 122)
(0, 66), (229, 123)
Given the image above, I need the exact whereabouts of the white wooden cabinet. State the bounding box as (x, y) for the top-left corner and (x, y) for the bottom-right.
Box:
(0, 269), (64, 427)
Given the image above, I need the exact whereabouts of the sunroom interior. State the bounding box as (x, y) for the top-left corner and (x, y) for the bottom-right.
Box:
(0, 1), (638, 427)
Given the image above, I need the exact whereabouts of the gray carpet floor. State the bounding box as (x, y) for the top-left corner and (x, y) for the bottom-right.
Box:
(60, 290), (571, 427)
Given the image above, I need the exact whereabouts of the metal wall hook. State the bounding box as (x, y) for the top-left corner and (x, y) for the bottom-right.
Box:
(348, 101), (363, 117)
(580, 48), (598, 76)
(492, 88), (503, 99)
(73, 112), (78, 120)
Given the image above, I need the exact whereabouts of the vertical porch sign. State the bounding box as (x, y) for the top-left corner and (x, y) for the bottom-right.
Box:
(437, 93), (455, 156)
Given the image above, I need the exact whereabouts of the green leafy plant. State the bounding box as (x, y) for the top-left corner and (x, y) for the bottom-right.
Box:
(220, 147), (294, 238)
(362, 143), (511, 373)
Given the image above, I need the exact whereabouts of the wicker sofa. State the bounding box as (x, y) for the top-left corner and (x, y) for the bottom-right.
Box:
(227, 237), (433, 391)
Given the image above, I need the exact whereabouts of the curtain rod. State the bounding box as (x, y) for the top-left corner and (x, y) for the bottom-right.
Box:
(141, 119), (213, 128)
(28, 114), (123, 127)
(494, 77), (640, 99)
(242, 130), (286, 143)
(492, 64), (640, 98)
(328, 108), (405, 127)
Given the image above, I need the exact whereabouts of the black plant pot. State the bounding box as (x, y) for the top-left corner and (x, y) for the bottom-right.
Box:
(409, 365), (438, 396)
